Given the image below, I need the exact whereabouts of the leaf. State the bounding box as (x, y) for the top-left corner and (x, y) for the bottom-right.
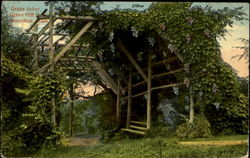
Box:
(15, 88), (31, 95)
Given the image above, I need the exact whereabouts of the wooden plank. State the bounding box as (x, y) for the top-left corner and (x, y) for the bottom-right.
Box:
(152, 68), (183, 79)
(91, 60), (118, 95)
(49, 3), (56, 127)
(38, 43), (90, 48)
(26, 18), (40, 33)
(126, 68), (132, 128)
(147, 53), (152, 129)
(32, 26), (39, 69)
(60, 67), (95, 71)
(151, 83), (182, 91)
(53, 21), (94, 64)
(26, 9), (47, 32)
(69, 84), (74, 137)
(30, 20), (56, 47)
(129, 125), (147, 130)
(38, 18), (56, 38)
(34, 61), (51, 74)
(49, 2), (54, 64)
(130, 121), (147, 125)
(121, 128), (145, 135)
(37, 15), (97, 21)
(56, 15), (97, 21)
(117, 39), (148, 82)
(116, 74), (121, 125)
(153, 56), (178, 66)
(131, 91), (147, 98)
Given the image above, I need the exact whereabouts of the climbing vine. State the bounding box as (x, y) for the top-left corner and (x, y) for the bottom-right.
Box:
(2, 56), (68, 154)
(56, 2), (248, 134)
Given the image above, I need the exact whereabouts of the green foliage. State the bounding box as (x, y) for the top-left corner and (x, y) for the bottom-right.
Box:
(175, 115), (212, 139)
(60, 93), (116, 136)
(147, 125), (175, 138)
(206, 93), (249, 135)
(1, 5), (32, 67)
(51, 2), (249, 136)
(57, 2), (247, 122)
(33, 136), (248, 158)
(2, 56), (67, 156)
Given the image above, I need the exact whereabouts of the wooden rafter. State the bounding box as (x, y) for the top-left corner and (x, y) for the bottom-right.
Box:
(90, 60), (118, 95)
(37, 15), (97, 21)
(152, 68), (183, 79)
(53, 21), (94, 64)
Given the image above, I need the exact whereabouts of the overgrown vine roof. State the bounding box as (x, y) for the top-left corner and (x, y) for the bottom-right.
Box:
(53, 2), (247, 106)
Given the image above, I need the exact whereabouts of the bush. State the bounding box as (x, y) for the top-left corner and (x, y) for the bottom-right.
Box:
(175, 115), (212, 139)
(205, 93), (248, 135)
(147, 125), (175, 138)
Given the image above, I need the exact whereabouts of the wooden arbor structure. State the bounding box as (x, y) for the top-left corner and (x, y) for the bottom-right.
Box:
(25, 3), (186, 135)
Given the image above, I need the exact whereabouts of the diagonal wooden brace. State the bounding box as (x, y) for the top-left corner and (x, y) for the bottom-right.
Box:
(116, 39), (148, 82)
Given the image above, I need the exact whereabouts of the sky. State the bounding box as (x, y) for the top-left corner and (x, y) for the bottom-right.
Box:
(2, 1), (249, 77)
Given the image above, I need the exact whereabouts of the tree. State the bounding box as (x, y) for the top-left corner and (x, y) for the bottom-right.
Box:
(232, 38), (249, 63)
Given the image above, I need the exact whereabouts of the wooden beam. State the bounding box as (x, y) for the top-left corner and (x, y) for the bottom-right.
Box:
(38, 43), (89, 48)
(60, 67), (95, 71)
(49, 2), (56, 127)
(153, 56), (178, 66)
(132, 91), (148, 98)
(30, 48), (50, 65)
(37, 15), (97, 21)
(56, 15), (97, 21)
(116, 74), (121, 126)
(26, 18), (40, 33)
(38, 18), (56, 38)
(49, 3), (54, 64)
(147, 53), (152, 129)
(129, 125), (147, 130)
(59, 55), (95, 61)
(69, 84), (74, 137)
(130, 121), (147, 125)
(53, 21), (94, 64)
(152, 68), (183, 79)
(121, 128), (145, 135)
(32, 26), (39, 69)
(124, 80), (146, 90)
(117, 39), (148, 82)
(126, 68), (132, 128)
(91, 60), (118, 95)
(151, 83), (182, 91)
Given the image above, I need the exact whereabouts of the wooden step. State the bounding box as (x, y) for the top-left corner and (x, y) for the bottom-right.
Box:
(130, 121), (147, 126)
(121, 128), (146, 135)
(129, 125), (147, 131)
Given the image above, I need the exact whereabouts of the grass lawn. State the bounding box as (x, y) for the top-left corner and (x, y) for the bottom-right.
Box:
(33, 135), (248, 158)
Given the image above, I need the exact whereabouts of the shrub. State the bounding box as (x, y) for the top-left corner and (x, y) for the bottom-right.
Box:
(205, 93), (248, 135)
(175, 115), (212, 139)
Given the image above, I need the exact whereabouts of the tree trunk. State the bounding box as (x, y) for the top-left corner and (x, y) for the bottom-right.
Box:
(69, 84), (74, 137)
(189, 88), (194, 123)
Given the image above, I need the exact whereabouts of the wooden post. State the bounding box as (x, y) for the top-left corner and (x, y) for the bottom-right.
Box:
(116, 72), (121, 126)
(32, 24), (39, 69)
(49, 2), (54, 64)
(189, 87), (194, 123)
(126, 67), (132, 128)
(147, 53), (152, 129)
(49, 2), (56, 127)
(69, 83), (74, 137)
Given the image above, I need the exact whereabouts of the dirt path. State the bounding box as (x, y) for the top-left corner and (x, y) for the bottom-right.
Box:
(179, 140), (248, 146)
(68, 137), (99, 146)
